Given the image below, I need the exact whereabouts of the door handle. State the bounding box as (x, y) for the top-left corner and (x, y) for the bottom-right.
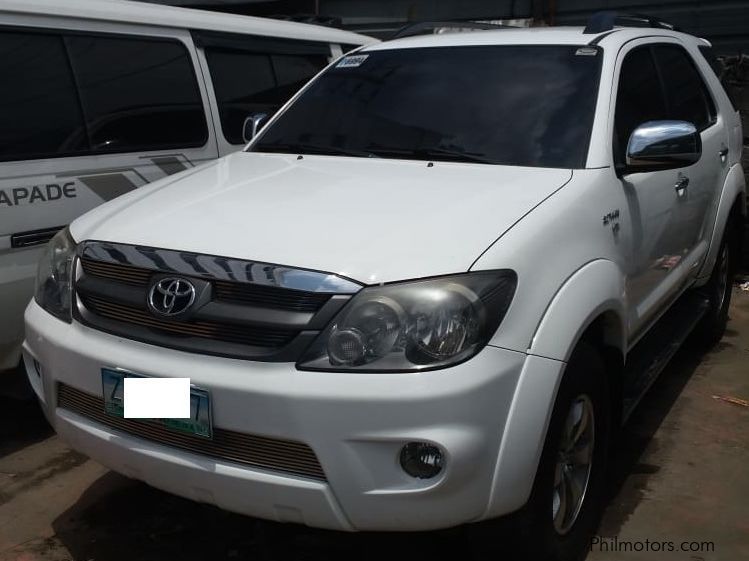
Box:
(675, 174), (689, 194)
(719, 146), (729, 163)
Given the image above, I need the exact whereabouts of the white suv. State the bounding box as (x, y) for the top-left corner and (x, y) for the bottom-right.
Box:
(23, 13), (745, 561)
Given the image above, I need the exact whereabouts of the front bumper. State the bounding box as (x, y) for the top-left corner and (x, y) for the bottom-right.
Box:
(24, 300), (553, 531)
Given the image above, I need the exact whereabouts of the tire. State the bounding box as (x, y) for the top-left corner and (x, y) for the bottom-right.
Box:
(692, 221), (736, 348)
(470, 343), (610, 561)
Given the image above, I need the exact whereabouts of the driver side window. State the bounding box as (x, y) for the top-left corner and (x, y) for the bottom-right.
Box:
(614, 46), (667, 166)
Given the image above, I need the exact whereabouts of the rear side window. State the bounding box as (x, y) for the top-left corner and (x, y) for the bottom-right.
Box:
(614, 47), (668, 164)
(0, 31), (86, 161)
(698, 45), (739, 111)
(205, 48), (328, 144)
(66, 35), (207, 153)
(652, 45), (716, 130)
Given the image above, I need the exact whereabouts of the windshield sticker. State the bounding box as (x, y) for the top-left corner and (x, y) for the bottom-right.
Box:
(336, 54), (369, 68)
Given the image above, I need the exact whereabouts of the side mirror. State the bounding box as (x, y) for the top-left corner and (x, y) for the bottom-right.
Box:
(242, 112), (268, 143)
(625, 120), (701, 173)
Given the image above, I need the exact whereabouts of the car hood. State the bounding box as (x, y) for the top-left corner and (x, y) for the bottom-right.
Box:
(71, 152), (572, 284)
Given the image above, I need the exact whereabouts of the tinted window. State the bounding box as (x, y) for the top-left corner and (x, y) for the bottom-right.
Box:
(254, 46), (602, 168)
(0, 31), (86, 161)
(653, 45), (716, 129)
(273, 54), (324, 99)
(614, 47), (668, 164)
(66, 35), (207, 152)
(206, 48), (328, 144)
(698, 45), (739, 111)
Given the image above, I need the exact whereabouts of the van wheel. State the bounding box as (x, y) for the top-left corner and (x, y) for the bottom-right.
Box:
(470, 343), (609, 561)
(693, 224), (735, 348)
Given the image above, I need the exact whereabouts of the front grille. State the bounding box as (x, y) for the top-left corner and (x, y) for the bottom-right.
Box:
(81, 258), (152, 286)
(57, 383), (327, 481)
(80, 257), (331, 312)
(213, 280), (330, 312)
(75, 242), (359, 361)
(81, 295), (296, 348)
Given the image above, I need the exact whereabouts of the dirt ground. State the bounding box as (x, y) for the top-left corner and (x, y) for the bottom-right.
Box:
(1, 289), (748, 561)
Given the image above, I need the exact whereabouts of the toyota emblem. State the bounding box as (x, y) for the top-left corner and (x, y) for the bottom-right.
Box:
(148, 277), (197, 316)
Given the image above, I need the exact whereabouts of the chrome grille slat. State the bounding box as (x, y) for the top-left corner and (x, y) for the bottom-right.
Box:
(81, 259), (152, 285)
(81, 295), (296, 348)
(57, 383), (327, 481)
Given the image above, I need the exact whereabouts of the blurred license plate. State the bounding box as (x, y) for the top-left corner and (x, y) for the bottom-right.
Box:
(101, 368), (212, 439)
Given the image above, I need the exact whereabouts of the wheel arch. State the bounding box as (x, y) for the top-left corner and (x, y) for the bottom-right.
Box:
(528, 259), (627, 363)
(697, 163), (746, 280)
(484, 261), (627, 519)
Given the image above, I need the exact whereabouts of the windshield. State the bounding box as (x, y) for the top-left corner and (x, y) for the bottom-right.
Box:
(252, 45), (602, 169)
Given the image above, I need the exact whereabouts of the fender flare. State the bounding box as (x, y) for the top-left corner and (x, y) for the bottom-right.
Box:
(697, 163), (747, 280)
(528, 259), (627, 362)
(483, 260), (626, 518)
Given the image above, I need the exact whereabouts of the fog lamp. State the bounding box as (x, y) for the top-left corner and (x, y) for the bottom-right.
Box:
(399, 442), (444, 479)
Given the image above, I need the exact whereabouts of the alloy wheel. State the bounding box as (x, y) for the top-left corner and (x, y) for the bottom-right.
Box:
(552, 394), (595, 535)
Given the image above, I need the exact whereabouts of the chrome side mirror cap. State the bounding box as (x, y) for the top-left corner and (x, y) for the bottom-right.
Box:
(242, 112), (268, 143)
(625, 120), (701, 173)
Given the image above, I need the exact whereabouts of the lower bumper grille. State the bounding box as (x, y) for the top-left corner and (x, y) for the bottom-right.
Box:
(57, 383), (327, 482)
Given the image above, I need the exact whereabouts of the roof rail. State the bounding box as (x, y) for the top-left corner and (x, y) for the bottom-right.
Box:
(583, 11), (679, 34)
(270, 14), (342, 27)
(391, 21), (511, 40)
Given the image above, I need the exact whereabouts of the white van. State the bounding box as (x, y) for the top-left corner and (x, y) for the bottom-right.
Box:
(0, 0), (374, 371)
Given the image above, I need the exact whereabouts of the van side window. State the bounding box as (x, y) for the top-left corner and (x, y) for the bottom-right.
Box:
(272, 54), (326, 103)
(204, 49), (277, 145)
(652, 44), (716, 130)
(65, 35), (207, 153)
(614, 47), (668, 166)
(205, 48), (328, 144)
(0, 31), (86, 161)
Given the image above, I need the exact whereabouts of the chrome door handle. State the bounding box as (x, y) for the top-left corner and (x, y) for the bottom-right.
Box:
(719, 147), (729, 163)
(675, 174), (689, 194)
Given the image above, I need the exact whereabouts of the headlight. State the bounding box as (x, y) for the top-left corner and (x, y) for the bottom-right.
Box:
(297, 271), (516, 372)
(35, 227), (77, 323)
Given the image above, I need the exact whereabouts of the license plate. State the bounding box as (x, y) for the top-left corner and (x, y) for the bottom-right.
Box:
(101, 368), (212, 439)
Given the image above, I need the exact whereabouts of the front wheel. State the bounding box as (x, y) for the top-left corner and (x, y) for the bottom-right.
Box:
(693, 225), (735, 348)
(470, 343), (610, 561)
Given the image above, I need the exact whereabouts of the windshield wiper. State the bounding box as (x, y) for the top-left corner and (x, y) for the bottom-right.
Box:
(367, 146), (498, 165)
(253, 143), (379, 159)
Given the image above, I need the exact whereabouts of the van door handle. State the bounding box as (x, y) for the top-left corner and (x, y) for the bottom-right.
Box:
(675, 174), (689, 194)
(719, 146), (729, 163)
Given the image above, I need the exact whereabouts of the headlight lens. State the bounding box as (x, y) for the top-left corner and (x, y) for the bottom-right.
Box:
(297, 271), (516, 372)
(35, 227), (77, 323)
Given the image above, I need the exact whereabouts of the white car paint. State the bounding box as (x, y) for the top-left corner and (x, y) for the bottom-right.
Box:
(0, 0), (374, 371)
(69, 152), (572, 284)
(24, 25), (746, 532)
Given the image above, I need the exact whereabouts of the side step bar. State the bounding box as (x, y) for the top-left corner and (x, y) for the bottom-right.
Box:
(621, 291), (710, 422)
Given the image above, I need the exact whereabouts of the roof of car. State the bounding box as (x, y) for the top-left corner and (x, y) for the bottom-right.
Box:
(362, 25), (701, 52)
(0, 0), (375, 46)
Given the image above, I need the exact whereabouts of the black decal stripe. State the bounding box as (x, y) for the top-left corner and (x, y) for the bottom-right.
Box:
(151, 156), (187, 175)
(80, 173), (138, 201)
